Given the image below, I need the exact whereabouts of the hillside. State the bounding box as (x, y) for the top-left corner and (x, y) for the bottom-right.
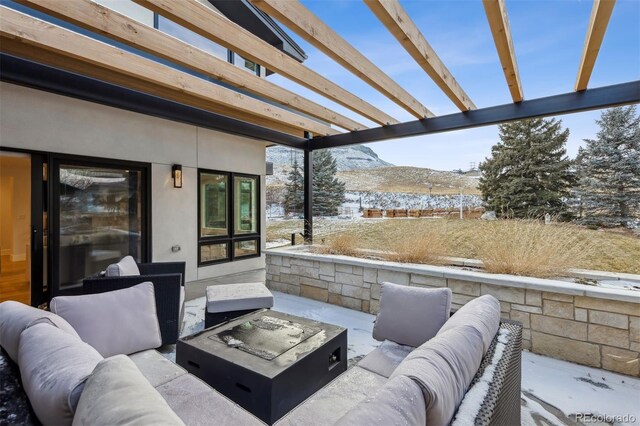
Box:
(338, 166), (479, 195)
(266, 145), (479, 195)
(267, 145), (392, 171)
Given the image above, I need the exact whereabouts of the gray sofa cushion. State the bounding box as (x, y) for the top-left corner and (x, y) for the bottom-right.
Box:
(437, 294), (500, 354)
(105, 255), (140, 277)
(358, 340), (414, 378)
(73, 355), (184, 426)
(156, 374), (264, 426)
(0, 300), (80, 362)
(18, 323), (102, 426)
(335, 375), (426, 426)
(50, 282), (162, 357)
(276, 366), (388, 426)
(373, 282), (451, 347)
(129, 349), (187, 388)
(391, 325), (485, 426)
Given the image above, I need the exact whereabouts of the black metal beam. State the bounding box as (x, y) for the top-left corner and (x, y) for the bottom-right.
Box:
(303, 148), (313, 244)
(0, 54), (307, 148)
(309, 80), (640, 150)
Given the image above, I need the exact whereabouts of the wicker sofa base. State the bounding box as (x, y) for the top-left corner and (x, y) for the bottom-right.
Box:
(462, 320), (523, 426)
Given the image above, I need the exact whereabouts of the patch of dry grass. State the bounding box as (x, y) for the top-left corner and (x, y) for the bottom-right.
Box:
(472, 220), (596, 278)
(268, 217), (640, 276)
(313, 233), (360, 257)
(382, 224), (452, 265)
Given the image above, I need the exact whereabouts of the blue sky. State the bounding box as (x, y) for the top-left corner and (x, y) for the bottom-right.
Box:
(267, 0), (640, 170)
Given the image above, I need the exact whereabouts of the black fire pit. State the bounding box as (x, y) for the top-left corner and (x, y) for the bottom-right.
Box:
(176, 309), (347, 425)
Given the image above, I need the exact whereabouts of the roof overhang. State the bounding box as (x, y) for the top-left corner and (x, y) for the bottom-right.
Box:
(208, 0), (307, 65)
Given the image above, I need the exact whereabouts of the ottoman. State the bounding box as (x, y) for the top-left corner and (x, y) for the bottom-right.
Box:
(204, 282), (274, 328)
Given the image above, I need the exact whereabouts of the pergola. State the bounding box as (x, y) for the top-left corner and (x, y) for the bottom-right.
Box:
(1, 0), (638, 242)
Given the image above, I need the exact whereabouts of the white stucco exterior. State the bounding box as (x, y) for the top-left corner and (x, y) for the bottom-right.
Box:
(0, 82), (268, 282)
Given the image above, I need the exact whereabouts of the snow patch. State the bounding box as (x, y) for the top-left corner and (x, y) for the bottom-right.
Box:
(452, 329), (511, 426)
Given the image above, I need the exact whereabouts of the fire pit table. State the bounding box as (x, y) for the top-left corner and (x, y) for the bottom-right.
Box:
(176, 309), (347, 425)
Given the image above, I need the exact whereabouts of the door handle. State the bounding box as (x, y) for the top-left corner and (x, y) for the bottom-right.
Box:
(32, 227), (38, 251)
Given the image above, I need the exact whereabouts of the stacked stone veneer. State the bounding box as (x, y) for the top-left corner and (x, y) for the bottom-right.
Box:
(265, 248), (640, 377)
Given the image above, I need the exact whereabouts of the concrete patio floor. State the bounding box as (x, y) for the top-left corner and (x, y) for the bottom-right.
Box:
(181, 274), (640, 426)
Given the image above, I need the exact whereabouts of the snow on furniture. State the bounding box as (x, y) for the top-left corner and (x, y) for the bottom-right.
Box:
(0, 283), (522, 426)
(204, 282), (274, 328)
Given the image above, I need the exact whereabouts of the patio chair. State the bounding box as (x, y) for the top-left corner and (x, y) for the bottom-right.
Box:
(82, 261), (186, 345)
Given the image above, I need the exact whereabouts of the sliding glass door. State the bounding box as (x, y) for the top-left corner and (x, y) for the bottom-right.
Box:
(52, 159), (149, 296)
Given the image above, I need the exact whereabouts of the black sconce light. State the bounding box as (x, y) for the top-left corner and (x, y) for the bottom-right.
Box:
(172, 164), (183, 188)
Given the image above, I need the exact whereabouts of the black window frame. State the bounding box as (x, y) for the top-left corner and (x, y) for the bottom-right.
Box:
(198, 169), (261, 266)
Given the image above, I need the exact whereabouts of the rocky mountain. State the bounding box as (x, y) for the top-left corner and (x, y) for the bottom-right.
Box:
(267, 145), (392, 172)
(266, 144), (479, 195)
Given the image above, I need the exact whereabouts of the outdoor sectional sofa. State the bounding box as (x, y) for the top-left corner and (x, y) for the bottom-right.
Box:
(0, 282), (522, 426)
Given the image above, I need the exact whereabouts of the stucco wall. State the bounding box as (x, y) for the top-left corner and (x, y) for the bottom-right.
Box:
(0, 82), (268, 282)
(266, 247), (640, 377)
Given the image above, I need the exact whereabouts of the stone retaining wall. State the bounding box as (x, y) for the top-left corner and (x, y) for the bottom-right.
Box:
(265, 247), (640, 377)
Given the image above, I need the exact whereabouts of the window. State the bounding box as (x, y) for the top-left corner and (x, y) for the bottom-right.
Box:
(234, 175), (258, 235)
(199, 170), (260, 265)
(232, 52), (261, 76)
(201, 172), (228, 237)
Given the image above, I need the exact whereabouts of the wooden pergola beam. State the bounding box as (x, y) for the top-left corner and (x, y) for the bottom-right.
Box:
(13, 0), (366, 132)
(134, 0), (399, 126)
(0, 38), (306, 137)
(483, 0), (523, 102)
(248, 0), (433, 119)
(575, 0), (616, 91)
(363, 0), (476, 112)
(0, 7), (339, 137)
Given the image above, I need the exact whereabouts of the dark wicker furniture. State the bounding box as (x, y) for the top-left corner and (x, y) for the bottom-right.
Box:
(82, 261), (185, 345)
(464, 319), (523, 426)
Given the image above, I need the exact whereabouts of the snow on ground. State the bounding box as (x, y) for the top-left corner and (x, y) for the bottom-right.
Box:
(521, 352), (640, 425)
(178, 292), (640, 425)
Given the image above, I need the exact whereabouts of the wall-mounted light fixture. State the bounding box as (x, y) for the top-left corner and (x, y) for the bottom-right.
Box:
(172, 164), (183, 188)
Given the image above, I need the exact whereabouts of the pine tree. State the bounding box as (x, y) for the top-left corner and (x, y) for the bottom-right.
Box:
(313, 150), (346, 216)
(283, 158), (304, 215)
(478, 118), (574, 218)
(575, 106), (640, 228)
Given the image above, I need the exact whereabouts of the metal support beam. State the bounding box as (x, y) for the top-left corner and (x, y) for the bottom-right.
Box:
(0, 54), (307, 148)
(308, 80), (640, 150)
(303, 148), (313, 244)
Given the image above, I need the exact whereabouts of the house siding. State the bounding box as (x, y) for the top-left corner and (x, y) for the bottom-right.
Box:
(0, 82), (268, 282)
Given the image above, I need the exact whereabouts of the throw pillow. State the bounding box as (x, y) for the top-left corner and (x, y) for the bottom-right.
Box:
(372, 282), (451, 347)
(105, 255), (140, 277)
(50, 282), (162, 357)
(18, 323), (103, 426)
(437, 294), (500, 354)
(390, 325), (485, 426)
(0, 300), (80, 362)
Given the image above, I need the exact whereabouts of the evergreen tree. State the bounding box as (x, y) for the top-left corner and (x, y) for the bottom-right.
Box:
(313, 150), (346, 216)
(283, 158), (304, 215)
(478, 118), (574, 218)
(575, 106), (640, 227)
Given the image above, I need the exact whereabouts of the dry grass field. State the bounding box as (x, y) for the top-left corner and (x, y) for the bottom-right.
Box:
(267, 218), (640, 277)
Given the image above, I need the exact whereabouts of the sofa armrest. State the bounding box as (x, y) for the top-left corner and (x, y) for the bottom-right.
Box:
(461, 320), (522, 426)
(137, 262), (186, 286)
(83, 274), (181, 345)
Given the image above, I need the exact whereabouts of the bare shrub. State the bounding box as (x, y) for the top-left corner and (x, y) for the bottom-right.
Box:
(313, 232), (360, 257)
(472, 220), (596, 278)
